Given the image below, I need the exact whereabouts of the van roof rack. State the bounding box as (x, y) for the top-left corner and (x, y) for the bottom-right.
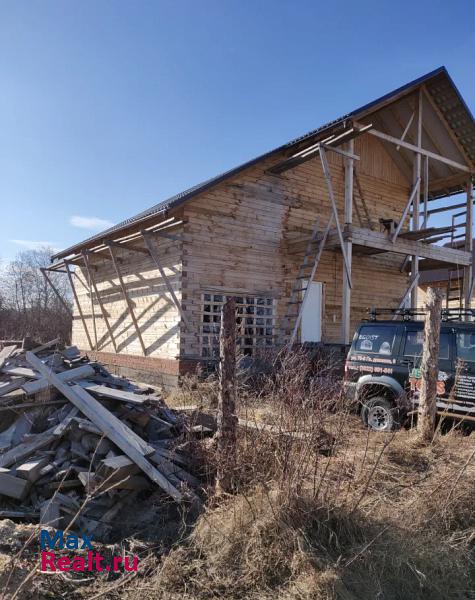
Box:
(366, 307), (475, 322)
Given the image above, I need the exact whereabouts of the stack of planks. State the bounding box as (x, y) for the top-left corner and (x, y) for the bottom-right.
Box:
(0, 340), (201, 538)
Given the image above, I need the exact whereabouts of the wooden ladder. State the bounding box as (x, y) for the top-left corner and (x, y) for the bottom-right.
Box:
(446, 268), (463, 309)
(280, 216), (333, 349)
(445, 210), (467, 310)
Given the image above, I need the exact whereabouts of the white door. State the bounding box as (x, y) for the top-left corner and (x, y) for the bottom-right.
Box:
(301, 281), (322, 342)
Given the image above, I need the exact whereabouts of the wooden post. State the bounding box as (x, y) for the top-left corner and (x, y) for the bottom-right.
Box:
(342, 139), (354, 344)
(411, 89), (423, 309)
(107, 243), (147, 356)
(82, 251), (118, 353)
(82, 253), (98, 350)
(417, 287), (443, 444)
(319, 146), (352, 289)
(64, 261), (94, 351)
(423, 155), (429, 227)
(464, 178), (473, 312)
(392, 273), (420, 317)
(141, 231), (191, 330)
(40, 269), (73, 316)
(215, 297), (237, 495)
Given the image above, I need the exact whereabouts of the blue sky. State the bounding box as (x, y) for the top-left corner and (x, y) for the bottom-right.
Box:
(0, 0), (473, 261)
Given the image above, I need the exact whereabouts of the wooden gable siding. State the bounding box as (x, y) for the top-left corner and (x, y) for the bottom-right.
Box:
(71, 231), (183, 359)
(181, 134), (411, 356)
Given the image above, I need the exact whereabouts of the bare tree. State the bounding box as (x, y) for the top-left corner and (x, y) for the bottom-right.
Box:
(418, 287), (443, 444)
(0, 246), (72, 343)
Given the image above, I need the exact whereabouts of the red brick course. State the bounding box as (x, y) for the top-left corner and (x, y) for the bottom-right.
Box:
(80, 350), (200, 377)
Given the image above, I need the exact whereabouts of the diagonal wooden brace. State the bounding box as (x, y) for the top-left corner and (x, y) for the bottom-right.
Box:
(319, 147), (352, 289)
(391, 177), (421, 243)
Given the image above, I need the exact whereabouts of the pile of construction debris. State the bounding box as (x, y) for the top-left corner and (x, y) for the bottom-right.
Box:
(0, 339), (203, 539)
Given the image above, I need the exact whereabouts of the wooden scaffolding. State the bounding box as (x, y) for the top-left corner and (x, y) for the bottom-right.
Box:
(272, 87), (474, 346)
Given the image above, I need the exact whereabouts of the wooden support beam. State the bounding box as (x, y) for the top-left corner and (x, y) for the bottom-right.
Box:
(396, 110), (415, 151)
(81, 253), (97, 350)
(288, 216), (333, 348)
(320, 143), (360, 161)
(416, 199), (474, 217)
(356, 122), (472, 173)
(464, 178), (474, 311)
(350, 226), (472, 265)
(353, 169), (374, 230)
(411, 89), (422, 309)
(342, 139), (354, 345)
(468, 275), (475, 307)
(108, 240), (149, 255)
(319, 147), (352, 289)
(391, 178), (421, 242)
(392, 273), (420, 318)
(82, 251), (118, 353)
(141, 231), (191, 330)
(423, 155), (429, 226)
(64, 261), (94, 351)
(106, 243), (147, 356)
(40, 269), (73, 316)
(268, 124), (372, 174)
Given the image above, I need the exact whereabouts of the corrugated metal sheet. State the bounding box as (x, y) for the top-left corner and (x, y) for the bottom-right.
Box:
(52, 66), (474, 261)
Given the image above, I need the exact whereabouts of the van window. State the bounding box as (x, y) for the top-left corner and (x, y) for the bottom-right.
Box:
(404, 331), (450, 360)
(456, 332), (475, 362)
(355, 326), (397, 355)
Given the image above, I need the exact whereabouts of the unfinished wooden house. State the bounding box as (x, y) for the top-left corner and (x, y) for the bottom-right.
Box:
(47, 67), (475, 388)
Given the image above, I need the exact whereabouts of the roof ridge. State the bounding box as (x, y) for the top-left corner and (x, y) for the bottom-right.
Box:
(52, 66), (473, 261)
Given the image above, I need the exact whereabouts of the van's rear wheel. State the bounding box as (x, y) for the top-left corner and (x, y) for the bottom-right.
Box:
(361, 397), (398, 432)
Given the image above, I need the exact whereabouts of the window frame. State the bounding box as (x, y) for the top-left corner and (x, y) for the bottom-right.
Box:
(403, 329), (451, 361)
(354, 325), (398, 356)
(200, 292), (276, 358)
(456, 330), (475, 363)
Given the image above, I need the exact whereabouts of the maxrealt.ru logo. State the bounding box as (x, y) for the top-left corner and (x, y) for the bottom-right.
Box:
(40, 530), (139, 573)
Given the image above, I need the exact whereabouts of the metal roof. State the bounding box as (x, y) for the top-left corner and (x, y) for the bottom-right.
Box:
(52, 66), (474, 261)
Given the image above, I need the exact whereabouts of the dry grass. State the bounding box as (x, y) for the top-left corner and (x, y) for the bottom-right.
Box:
(132, 350), (475, 600)
(2, 349), (475, 599)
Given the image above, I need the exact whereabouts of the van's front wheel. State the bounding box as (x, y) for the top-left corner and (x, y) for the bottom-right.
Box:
(361, 397), (398, 432)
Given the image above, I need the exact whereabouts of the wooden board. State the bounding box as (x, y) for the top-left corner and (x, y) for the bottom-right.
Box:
(26, 351), (183, 501)
(0, 378), (27, 397)
(350, 226), (472, 264)
(26, 353), (154, 456)
(0, 468), (30, 500)
(0, 428), (57, 468)
(76, 381), (152, 405)
(16, 457), (49, 483)
(22, 365), (95, 394)
(96, 455), (141, 480)
(0, 346), (16, 369)
(1, 367), (38, 378)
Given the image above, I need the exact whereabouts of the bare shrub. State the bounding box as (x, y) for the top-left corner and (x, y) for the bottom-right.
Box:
(147, 349), (475, 600)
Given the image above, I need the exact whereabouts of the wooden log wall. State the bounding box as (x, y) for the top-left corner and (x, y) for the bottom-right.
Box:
(71, 133), (414, 361)
(181, 133), (411, 356)
(71, 231), (183, 359)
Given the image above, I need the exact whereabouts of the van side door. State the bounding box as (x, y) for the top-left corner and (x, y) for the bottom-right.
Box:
(453, 330), (475, 405)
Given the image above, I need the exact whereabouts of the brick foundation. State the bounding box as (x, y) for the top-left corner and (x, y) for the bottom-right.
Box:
(81, 350), (202, 391)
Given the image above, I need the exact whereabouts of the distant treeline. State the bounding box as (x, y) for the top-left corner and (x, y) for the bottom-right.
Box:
(0, 247), (72, 344)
